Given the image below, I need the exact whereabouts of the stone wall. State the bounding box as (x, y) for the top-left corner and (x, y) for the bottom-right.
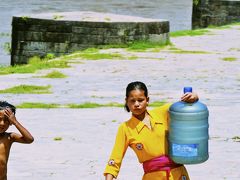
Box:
(11, 13), (169, 65)
(192, 0), (240, 29)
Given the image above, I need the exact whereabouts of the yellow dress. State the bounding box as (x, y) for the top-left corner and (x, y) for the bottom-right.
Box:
(104, 104), (189, 180)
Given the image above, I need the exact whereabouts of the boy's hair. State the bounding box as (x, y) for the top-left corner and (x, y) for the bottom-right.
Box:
(0, 101), (16, 114)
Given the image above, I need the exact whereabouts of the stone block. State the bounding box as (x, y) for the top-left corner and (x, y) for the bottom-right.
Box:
(72, 26), (107, 35)
(127, 35), (147, 41)
(148, 33), (169, 43)
(87, 35), (104, 45)
(192, 0), (240, 28)
(71, 34), (90, 44)
(43, 32), (72, 42)
(104, 28), (119, 36)
(25, 31), (44, 41)
(68, 43), (95, 53)
(17, 41), (47, 51)
(15, 31), (25, 41)
(103, 36), (124, 44)
(11, 55), (26, 65)
(72, 27), (89, 34)
(47, 24), (72, 33)
(54, 42), (70, 53)
(14, 50), (46, 58)
(11, 13), (170, 64)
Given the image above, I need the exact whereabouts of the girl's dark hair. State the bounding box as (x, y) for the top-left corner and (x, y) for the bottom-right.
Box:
(0, 101), (16, 114)
(124, 81), (148, 112)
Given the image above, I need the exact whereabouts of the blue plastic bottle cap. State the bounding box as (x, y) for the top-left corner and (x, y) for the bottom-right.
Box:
(184, 87), (192, 93)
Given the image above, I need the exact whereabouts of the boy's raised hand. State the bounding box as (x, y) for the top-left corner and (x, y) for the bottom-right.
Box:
(4, 108), (17, 125)
(4, 107), (34, 143)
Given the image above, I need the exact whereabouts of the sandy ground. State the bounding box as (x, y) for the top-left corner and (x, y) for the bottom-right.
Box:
(1, 25), (240, 180)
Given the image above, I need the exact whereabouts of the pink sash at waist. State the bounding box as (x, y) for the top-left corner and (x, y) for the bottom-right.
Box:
(143, 155), (182, 179)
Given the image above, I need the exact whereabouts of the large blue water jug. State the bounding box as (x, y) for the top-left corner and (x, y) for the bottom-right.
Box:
(168, 87), (209, 164)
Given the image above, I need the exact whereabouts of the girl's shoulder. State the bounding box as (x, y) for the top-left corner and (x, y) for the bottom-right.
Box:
(121, 116), (140, 130)
(149, 103), (172, 114)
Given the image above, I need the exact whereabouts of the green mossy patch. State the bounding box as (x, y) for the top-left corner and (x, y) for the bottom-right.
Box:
(170, 50), (210, 54)
(170, 29), (210, 37)
(67, 102), (123, 108)
(126, 40), (172, 52)
(0, 85), (52, 94)
(54, 137), (63, 141)
(222, 57), (237, 62)
(16, 101), (167, 109)
(17, 102), (59, 108)
(40, 71), (67, 78)
(0, 55), (69, 75)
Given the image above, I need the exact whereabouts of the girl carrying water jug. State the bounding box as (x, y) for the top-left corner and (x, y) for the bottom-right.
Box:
(104, 81), (199, 180)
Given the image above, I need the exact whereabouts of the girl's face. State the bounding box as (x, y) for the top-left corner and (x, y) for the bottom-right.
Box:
(0, 111), (9, 133)
(126, 89), (149, 119)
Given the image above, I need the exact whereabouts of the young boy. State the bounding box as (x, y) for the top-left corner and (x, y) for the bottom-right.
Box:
(0, 101), (34, 180)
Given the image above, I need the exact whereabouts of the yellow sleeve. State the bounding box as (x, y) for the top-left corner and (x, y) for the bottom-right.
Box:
(163, 103), (172, 131)
(151, 103), (172, 112)
(104, 123), (129, 178)
(151, 103), (172, 130)
(151, 103), (172, 154)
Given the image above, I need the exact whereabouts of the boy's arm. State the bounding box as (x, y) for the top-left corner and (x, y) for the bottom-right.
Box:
(4, 108), (34, 144)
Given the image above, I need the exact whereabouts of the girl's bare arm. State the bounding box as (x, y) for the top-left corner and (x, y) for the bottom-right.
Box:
(105, 173), (115, 180)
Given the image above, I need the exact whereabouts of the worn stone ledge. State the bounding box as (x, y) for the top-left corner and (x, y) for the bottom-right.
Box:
(192, 0), (240, 29)
(11, 11), (169, 65)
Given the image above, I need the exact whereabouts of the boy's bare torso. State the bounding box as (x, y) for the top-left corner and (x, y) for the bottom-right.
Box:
(0, 133), (12, 180)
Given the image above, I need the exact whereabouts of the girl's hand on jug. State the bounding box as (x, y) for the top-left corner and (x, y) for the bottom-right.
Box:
(181, 92), (198, 103)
